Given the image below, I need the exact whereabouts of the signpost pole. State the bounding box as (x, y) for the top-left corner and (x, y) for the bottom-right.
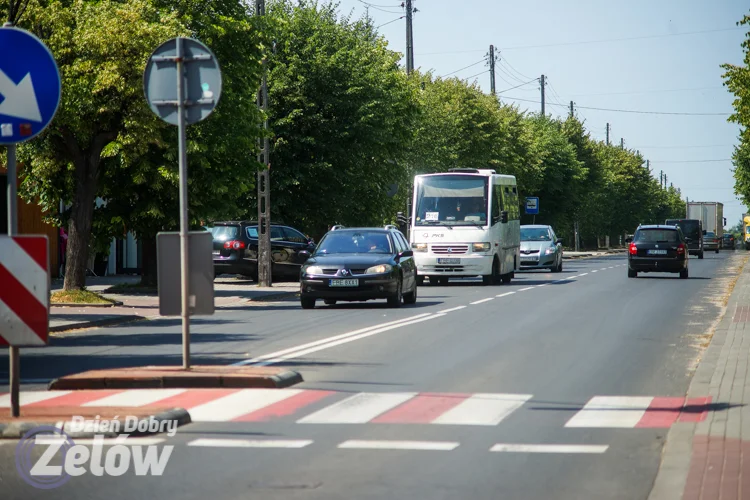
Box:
(7, 143), (19, 417)
(176, 37), (191, 369)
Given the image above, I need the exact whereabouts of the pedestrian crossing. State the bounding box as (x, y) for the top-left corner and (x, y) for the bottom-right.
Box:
(0, 390), (710, 428)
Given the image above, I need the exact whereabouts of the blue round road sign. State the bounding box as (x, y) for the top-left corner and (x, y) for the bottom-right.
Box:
(0, 26), (61, 145)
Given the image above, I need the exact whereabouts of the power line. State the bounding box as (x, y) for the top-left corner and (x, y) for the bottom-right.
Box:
(499, 57), (533, 82)
(497, 79), (538, 94)
(635, 144), (735, 149)
(651, 158), (732, 163)
(464, 69), (487, 81)
(357, 0), (402, 7)
(496, 63), (526, 85)
(357, 0), (402, 14)
(574, 104), (730, 116)
(376, 16), (404, 28)
(569, 86), (725, 97)
(440, 58), (487, 78)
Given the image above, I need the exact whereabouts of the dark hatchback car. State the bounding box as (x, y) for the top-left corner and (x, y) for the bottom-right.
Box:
(627, 225), (688, 279)
(665, 219), (703, 258)
(723, 233), (735, 249)
(212, 221), (316, 281)
(299, 227), (417, 309)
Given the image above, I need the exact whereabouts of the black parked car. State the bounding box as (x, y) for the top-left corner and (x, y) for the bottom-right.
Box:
(299, 226), (417, 309)
(212, 221), (316, 281)
(627, 225), (689, 279)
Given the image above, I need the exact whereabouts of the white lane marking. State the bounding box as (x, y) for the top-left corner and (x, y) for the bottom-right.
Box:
(490, 444), (608, 454)
(578, 273), (589, 276)
(188, 438), (313, 449)
(496, 291), (515, 298)
(0, 391), (71, 408)
(600, 268), (608, 271)
(565, 396), (654, 428)
(232, 313), (433, 366)
(188, 389), (302, 422)
(517, 287), (534, 292)
(36, 437), (165, 446)
(591, 270), (598, 273)
(254, 315), (445, 366)
(81, 389), (186, 407)
(438, 306), (467, 314)
(298, 392), (415, 424)
(536, 284), (547, 287)
(470, 297), (494, 305)
(608, 267), (614, 269)
(431, 393), (532, 426)
(338, 440), (459, 451)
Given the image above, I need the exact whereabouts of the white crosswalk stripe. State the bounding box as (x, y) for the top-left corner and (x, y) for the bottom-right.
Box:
(565, 396), (654, 428)
(82, 389), (186, 407)
(431, 393), (532, 426)
(297, 392), (416, 424)
(189, 389), (303, 422)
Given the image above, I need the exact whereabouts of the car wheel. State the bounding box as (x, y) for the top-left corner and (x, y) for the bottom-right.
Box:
(715, 248), (719, 254)
(300, 297), (316, 309)
(324, 299), (337, 306)
(483, 258), (500, 285)
(416, 275), (425, 286)
(628, 269), (637, 278)
(680, 268), (689, 279)
(403, 280), (417, 305)
(502, 272), (512, 284)
(387, 279), (403, 308)
(699, 251), (704, 259)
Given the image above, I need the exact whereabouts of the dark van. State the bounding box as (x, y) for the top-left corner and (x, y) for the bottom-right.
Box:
(665, 219), (704, 259)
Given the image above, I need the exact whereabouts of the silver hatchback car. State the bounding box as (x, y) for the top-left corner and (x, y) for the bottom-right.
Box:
(519, 225), (564, 272)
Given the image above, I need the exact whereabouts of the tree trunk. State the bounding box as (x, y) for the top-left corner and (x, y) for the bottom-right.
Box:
(140, 234), (158, 287)
(62, 130), (117, 291)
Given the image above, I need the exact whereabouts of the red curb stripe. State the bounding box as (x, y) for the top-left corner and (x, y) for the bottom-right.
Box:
(141, 389), (241, 409)
(679, 396), (712, 423)
(27, 390), (121, 407)
(13, 236), (47, 271)
(0, 262), (48, 343)
(635, 397), (684, 428)
(233, 390), (335, 422)
(371, 393), (470, 424)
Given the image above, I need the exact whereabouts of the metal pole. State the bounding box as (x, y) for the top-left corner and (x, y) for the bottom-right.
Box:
(176, 37), (191, 369)
(540, 74), (545, 115)
(7, 143), (19, 417)
(489, 45), (495, 95)
(405, 0), (413, 74)
(256, 0), (272, 287)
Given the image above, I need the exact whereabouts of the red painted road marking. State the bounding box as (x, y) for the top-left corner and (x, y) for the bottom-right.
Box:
(636, 397), (685, 428)
(371, 393), (469, 424)
(233, 390), (335, 422)
(27, 390), (121, 407)
(141, 389), (241, 409)
(679, 396), (712, 423)
(0, 263), (48, 339)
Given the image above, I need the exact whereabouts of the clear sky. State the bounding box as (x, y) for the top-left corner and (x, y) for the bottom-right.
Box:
(336, 0), (749, 228)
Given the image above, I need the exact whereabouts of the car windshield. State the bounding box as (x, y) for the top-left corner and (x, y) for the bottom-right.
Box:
(635, 229), (680, 243)
(315, 231), (392, 255)
(521, 228), (551, 241)
(213, 225), (238, 241)
(414, 175), (489, 227)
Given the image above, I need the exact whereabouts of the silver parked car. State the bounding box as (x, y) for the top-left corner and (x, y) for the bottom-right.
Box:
(519, 225), (563, 272)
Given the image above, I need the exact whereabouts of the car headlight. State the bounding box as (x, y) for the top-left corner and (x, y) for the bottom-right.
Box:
(412, 243), (427, 252)
(544, 247), (556, 255)
(472, 242), (491, 253)
(365, 264), (392, 274)
(304, 265), (323, 275)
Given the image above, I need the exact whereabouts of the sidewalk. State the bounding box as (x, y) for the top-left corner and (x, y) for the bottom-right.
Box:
(50, 276), (299, 333)
(649, 255), (750, 500)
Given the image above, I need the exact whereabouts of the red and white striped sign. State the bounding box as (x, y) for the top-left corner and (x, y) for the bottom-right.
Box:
(0, 235), (49, 346)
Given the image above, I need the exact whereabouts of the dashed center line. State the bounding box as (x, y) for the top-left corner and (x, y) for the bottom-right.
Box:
(489, 444), (608, 454)
(438, 306), (467, 314)
(517, 287), (534, 292)
(470, 298), (495, 305)
(338, 440), (460, 451)
(591, 270), (598, 273)
(579, 273), (589, 276)
(496, 292), (516, 298)
(188, 439), (313, 449)
(536, 284), (547, 287)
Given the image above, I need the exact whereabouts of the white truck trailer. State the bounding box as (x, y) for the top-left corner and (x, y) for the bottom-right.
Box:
(687, 202), (724, 241)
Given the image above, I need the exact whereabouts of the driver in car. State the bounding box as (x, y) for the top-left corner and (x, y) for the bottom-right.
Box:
(463, 198), (487, 221)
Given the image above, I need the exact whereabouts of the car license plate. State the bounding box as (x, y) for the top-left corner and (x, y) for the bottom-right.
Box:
(329, 279), (359, 287)
(437, 258), (460, 265)
(647, 249), (667, 255)
(521, 256), (536, 261)
(212, 250), (220, 256)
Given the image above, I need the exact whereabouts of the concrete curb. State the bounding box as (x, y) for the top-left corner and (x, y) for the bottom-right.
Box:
(50, 315), (145, 333)
(52, 301), (124, 308)
(0, 408), (191, 439)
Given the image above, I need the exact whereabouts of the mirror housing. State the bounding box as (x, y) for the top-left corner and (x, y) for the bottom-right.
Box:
(299, 250), (311, 262)
(500, 211), (509, 224)
(398, 250), (414, 260)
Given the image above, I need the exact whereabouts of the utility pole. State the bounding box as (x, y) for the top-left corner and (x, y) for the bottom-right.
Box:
(620, 138), (624, 149)
(660, 170), (663, 188)
(489, 44), (496, 95)
(405, 0), (414, 74)
(569, 101), (574, 118)
(256, 0), (272, 287)
(646, 159), (649, 173)
(540, 74), (545, 115)
(606, 123), (610, 145)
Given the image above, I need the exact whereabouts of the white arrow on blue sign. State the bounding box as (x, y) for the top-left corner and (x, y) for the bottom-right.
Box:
(0, 26), (61, 145)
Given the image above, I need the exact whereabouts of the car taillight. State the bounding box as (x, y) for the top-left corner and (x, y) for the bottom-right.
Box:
(629, 242), (637, 255)
(677, 244), (685, 254)
(223, 240), (246, 250)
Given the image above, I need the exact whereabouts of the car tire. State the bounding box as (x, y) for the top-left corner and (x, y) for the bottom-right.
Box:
(680, 268), (689, 279)
(416, 276), (425, 286)
(301, 297), (316, 309)
(324, 299), (337, 306)
(698, 251), (704, 259)
(403, 281), (417, 305)
(388, 279), (403, 308)
(502, 272), (512, 284)
(628, 269), (637, 278)
(715, 248), (719, 254)
(483, 258), (500, 285)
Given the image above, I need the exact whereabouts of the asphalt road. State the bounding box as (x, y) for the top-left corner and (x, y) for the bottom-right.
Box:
(0, 250), (744, 500)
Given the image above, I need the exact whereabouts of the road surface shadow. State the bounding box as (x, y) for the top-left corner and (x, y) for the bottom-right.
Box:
(528, 401), (742, 413)
(49, 332), (260, 348)
(321, 300), (443, 309)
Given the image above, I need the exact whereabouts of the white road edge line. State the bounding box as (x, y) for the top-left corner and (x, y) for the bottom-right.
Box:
(232, 313), (433, 366)
(470, 298), (494, 305)
(188, 438), (313, 449)
(490, 444), (609, 454)
(496, 292), (515, 297)
(578, 273), (589, 276)
(253, 314), (446, 366)
(536, 284), (547, 287)
(338, 440), (459, 451)
(438, 306), (467, 314)
(517, 287), (534, 292)
(591, 270), (598, 273)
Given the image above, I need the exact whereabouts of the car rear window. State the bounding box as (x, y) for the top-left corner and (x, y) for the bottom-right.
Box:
(213, 225), (239, 241)
(706, 232), (716, 237)
(635, 229), (680, 243)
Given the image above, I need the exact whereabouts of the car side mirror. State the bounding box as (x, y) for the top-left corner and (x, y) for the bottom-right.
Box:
(398, 250), (414, 259)
(299, 250), (311, 262)
(556, 238), (563, 245)
(500, 211), (508, 224)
